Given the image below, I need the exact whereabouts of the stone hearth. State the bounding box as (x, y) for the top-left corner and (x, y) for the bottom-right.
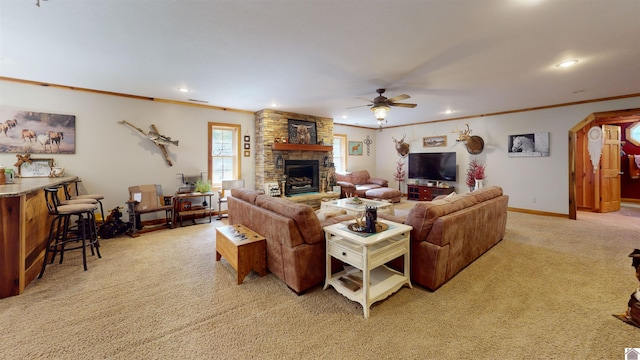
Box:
(255, 109), (333, 194)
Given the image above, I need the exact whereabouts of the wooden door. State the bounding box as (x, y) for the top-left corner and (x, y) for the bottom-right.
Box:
(599, 125), (621, 212)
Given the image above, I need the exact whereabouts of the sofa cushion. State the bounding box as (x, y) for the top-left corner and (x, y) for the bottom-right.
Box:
(406, 195), (480, 241)
(467, 185), (503, 203)
(231, 188), (261, 204)
(255, 195), (323, 245)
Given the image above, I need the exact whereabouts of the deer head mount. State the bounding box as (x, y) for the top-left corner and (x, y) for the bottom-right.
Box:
(452, 123), (485, 155)
(392, 134), (410, 157)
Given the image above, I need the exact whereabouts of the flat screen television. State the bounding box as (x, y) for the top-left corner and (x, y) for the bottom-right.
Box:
(408, 152), (457, 182)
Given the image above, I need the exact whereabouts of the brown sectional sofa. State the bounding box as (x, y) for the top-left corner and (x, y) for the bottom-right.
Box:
(380, 186), (509, 291)
(335, 170), (388, 198)
(227, 188), (353, 294)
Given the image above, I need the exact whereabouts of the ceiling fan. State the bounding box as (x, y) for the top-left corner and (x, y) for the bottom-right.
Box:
(353, 89), (417, 128)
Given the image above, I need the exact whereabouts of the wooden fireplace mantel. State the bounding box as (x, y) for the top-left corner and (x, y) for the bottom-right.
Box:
(271, 143), (333, 152)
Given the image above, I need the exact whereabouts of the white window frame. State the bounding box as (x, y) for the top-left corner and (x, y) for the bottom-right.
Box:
(208, 123), (241, 188)
(333, 134), (347, 173)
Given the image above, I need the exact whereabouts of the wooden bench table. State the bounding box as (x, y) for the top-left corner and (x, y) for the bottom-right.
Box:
(215, 224), (267, 284)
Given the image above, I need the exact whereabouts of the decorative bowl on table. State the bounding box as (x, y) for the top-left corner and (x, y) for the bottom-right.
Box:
(349, 196), (363, 204)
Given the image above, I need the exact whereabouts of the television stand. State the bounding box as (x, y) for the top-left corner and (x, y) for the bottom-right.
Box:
(407, 184), (455, 201)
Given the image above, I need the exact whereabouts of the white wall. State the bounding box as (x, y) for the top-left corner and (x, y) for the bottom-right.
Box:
(0, 81), (255, 212)
(3, 80), (639, 216)
(373, 97), (640, 215)
(332, 126), (378, 173)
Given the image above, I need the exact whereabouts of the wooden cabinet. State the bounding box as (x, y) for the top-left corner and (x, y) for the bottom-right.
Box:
(407, 185), (455, 201)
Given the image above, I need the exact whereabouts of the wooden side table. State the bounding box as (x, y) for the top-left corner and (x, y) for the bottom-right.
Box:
(215, 224), (267, 284)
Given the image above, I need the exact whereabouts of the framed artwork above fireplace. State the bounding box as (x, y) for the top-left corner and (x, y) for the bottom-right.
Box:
(288, 119), (317, 145)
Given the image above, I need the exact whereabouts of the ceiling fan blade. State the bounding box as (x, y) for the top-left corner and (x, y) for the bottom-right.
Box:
(354, 97), (374, 103)
(346, 104), (372, 109)
(386, 94), (410, 102)
(389, 102), (417, 108)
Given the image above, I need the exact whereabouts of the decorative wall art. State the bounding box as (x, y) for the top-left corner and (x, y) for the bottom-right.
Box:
(0, 107), (76, 154)
(287, 119), (317, 145)
(348, 141), (363, 156)
(244, 135), (251, 143)
(508, 132), (550, 157)
(244, 150), (250, 157)
(118, 120), (177, 166)
(363, 135), (373, 156)
(423, 135), (447, 148)
(244, 143), (250, 150)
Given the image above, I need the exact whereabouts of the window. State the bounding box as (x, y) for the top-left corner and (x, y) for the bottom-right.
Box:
(208, 123), (241, 187)
(333, 134), (347, 173)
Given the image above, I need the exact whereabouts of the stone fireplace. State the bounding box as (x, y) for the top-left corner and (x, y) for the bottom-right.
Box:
(254, 109), (334, 195)
(284, 159), (319, 195)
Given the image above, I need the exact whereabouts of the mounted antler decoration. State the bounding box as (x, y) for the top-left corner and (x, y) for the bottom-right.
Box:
(452, 123), (485, 155)
(392, 134), (410, 157)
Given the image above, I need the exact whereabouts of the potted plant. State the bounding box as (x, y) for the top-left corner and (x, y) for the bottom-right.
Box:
(474, 162), (486, 190)
(466, 158), (486, 192)
(194, 179), (212, 194)
(393, 158), (406, 191)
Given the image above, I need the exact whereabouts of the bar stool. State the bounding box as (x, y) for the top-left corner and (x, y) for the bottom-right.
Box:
(63, 179), (105, 223)
(39, 186), (101, 278)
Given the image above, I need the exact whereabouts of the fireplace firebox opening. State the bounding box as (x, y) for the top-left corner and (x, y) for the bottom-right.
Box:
(284, 160), (319, 195)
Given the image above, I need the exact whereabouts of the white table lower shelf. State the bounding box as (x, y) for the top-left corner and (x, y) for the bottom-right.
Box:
(323, 219), (412, 318)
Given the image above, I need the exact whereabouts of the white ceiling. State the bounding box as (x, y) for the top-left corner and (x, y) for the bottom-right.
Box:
(1, 0), (639, 129)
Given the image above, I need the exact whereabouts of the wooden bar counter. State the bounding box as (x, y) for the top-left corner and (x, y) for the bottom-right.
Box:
(0, 176), (78, 298)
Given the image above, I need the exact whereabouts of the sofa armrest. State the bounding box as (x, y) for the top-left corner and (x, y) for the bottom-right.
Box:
(320, 214), (355, 227)
(337, 181), (356, 197)
(337, 181), (354, 188)
(378, 213), (407, 224)
(367, 178), (388, 187)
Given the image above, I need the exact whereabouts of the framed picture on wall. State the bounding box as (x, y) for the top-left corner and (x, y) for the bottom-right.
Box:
(244, 135), (250, 143)
(18, 158), (54, 177)
(244, 150), (250, 157)
(244, 143), (250, 149)
(508, 132), (550, 157)
(423, 135), (447, 147)
(348, 141), (363, 156)
(0, 106), (76, 154)
(287, 119), (317, 145)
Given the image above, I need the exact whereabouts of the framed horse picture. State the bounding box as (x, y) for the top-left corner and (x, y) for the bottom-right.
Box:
(508, 132), (550, 157)
(0, 106), (76, 154)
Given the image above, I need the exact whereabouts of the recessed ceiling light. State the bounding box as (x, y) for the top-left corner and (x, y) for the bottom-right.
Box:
(270, 103), (278, 107)
(556, 60), (579, 68)
(445, 109), (453, 115)
(178, 87), (190, 93)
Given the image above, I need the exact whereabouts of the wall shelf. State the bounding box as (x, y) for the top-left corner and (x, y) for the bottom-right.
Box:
(272, 143), (332, 151)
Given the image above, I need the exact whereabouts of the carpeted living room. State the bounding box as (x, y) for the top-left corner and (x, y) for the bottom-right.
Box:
(0, 200), (638, 359)
(2, 1), (640, 359)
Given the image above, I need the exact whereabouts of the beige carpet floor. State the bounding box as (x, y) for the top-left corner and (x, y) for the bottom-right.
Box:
(1, 201), (639, 359)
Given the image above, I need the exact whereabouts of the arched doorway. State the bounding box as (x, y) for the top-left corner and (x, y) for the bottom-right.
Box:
(569, 108), (640, 219)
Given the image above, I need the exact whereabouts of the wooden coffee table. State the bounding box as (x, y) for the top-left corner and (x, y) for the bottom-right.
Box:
(215, 224), (267, 284)
(321, 197), (395, 216)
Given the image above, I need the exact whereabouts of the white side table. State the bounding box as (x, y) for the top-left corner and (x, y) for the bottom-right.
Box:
(323, 219), (412, 318)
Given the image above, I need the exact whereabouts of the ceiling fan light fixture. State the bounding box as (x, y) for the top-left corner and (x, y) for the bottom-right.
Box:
(371, 105), (390, 121)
